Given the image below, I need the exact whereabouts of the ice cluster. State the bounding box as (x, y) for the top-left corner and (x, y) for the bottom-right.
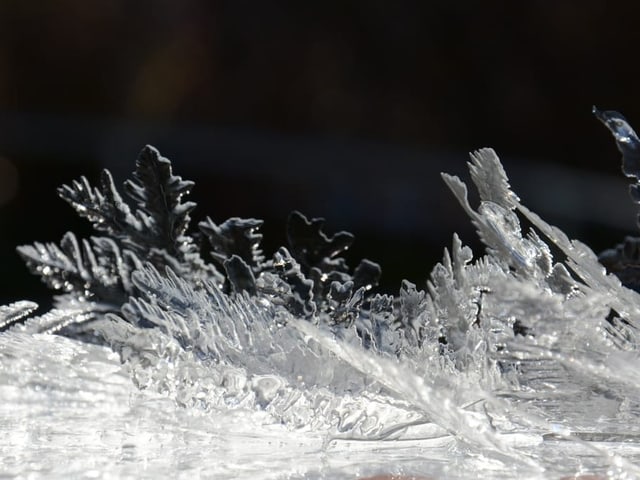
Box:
(3, 108), (640, 479)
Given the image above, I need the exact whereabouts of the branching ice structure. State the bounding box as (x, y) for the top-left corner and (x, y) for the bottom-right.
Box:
(4, 109), (640, 478)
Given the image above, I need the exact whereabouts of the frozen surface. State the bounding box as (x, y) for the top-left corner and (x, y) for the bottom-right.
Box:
(5, 111), (640, 479)
(3, 331), (640, 480)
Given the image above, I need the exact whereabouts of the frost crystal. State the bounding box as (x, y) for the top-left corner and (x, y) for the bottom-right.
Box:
(0, 300), (38, 329)
(5, 112), (640, 478)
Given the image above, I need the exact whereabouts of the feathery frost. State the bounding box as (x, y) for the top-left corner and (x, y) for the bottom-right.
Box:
(4, 110), (640, 478)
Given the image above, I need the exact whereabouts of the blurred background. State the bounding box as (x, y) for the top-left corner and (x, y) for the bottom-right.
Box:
(1, 1), (640, 306)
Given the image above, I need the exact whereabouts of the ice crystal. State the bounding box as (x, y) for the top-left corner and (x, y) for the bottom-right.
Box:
(0, 300), (38, 330)
(6, 109), (640, 478)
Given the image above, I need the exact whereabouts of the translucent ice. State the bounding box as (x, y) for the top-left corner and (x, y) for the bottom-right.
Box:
(5, 113), (640, 478)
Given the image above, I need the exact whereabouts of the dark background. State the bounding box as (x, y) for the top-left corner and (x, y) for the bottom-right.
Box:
(1, 1), (639, 306)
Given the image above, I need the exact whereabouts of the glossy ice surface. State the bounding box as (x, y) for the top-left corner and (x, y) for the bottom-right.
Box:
(1, 332), (638, 480)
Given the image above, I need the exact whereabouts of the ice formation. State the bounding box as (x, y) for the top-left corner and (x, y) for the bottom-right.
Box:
(3, 109), (640, 479)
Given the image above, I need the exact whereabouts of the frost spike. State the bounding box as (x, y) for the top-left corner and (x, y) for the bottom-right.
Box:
(594, 106), (640, 180)
(594, 106), (640, 228)
(224, 255), (257, 295)
(441, 173), (477, 220)
(0, 301), (38, 330)
(58, 170), (141, 238)
(468, 148), (519, 209)
(14, 309), (95, 334)
(199, 217), (265, 271)
(124, 145), (196, 255)
(286, 210), (354, 271)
